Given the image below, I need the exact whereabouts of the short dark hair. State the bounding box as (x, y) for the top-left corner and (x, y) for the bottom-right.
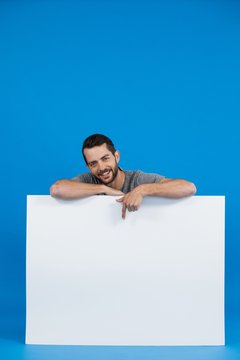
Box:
(82, 134), (117, 164)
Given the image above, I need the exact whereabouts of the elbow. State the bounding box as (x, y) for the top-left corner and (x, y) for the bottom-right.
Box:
(50, 181), (62, 198)
(189, 182), (197, 196)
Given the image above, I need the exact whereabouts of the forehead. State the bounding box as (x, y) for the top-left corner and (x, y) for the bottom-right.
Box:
(83, 143), (113, 163)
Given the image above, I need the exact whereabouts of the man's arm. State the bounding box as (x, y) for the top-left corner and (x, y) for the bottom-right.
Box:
(116, 178), (196, 219)
(50, 179), (124, 199)
(138, 178), (197, 198)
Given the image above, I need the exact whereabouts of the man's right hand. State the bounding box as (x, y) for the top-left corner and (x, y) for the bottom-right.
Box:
(102, 186), (124, 196)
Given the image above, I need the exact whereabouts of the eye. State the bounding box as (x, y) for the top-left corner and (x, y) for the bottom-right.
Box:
(103, 157), (110, 161)
(89, 162), (97, 168)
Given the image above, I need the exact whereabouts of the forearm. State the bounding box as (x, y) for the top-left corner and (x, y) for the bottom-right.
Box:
(137, 179), (197, 198)
(50, 180), (106, 199)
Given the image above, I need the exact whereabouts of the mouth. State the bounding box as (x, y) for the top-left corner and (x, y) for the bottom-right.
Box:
(99, 169), (112, 179)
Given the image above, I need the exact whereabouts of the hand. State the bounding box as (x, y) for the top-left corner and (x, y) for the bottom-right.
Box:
(116, 187), (144, 219)
(103, 186), (124, 196)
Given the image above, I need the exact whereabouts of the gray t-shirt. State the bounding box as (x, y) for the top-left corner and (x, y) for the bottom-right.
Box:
(72, 170), (165, 194)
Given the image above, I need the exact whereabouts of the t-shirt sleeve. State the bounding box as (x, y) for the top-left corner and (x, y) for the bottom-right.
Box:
(71, 173), (94, 183)
(134, 171), (165, 187)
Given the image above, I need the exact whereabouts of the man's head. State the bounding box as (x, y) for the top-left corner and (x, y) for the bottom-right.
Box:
(82, 134), (120, 185)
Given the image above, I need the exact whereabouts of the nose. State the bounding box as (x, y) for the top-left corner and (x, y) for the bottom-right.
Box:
(98, 160), (106, 172)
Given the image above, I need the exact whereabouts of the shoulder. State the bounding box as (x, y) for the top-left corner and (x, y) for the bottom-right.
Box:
(131, 170), (165, 185)
(71, 173), (99, 184)
(123, 170), (142, 183)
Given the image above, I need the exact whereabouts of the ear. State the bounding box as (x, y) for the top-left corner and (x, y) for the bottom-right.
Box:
(115, 150), (120, 163)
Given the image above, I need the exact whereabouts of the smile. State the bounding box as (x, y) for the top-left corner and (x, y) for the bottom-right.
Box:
(99, 169), (111, 177)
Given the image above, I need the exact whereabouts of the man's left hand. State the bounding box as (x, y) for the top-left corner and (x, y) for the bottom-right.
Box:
(116, 188), (144, 219)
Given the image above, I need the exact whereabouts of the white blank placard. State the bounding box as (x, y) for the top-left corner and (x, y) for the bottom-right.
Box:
(26, 195), (225, 346)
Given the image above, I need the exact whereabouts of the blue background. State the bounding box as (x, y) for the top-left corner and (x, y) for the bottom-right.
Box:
(0, 0), (239, 359)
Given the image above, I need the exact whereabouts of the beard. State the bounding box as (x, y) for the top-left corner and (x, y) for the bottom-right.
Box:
(97, 163), (119, 185)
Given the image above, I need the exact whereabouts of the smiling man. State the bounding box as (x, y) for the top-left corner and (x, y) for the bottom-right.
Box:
(50, 134), (197, 219)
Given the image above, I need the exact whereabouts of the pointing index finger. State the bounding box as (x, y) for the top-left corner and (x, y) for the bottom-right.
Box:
(122, 203), (127, 220)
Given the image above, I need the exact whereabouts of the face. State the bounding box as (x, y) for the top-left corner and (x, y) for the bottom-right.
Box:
(83, 143), (120, 185)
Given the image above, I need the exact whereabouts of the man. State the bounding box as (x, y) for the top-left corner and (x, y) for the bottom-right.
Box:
(50, 134), (196, 219)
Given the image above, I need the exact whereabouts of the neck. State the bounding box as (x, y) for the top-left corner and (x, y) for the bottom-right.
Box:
(108, 168), (125, 190)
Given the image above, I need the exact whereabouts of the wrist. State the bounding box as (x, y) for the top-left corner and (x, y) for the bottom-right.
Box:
(136, 184), (147, 197)
(98, 184), (108, 195)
